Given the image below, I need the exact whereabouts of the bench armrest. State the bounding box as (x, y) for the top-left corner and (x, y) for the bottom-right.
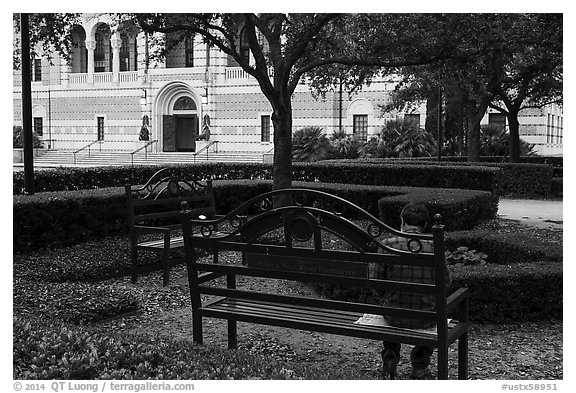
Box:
(446, 287), (469, 312)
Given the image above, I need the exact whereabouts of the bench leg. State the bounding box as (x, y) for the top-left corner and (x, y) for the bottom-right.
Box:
(437, 346), (449, 380)
(228, 320), (237, 349)
(458, 332), (469, 380)
(130, 246), (138, 284)
(193, 312), (203, 345)
(162, 247), (170, 286)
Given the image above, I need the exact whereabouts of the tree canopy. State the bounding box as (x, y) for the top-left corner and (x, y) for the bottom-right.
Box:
(132, 13), (454, 189)
(376, 13), (563, 161)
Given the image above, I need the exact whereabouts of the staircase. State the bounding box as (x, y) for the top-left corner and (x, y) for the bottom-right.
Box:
(17, 149), (265, 168)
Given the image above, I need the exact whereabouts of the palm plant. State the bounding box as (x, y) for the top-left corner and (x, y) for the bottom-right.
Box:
(292, 126), (331, 162)
(480, 124), (536, 156)
(327, 130), (361, 159)
(361, 118), (437, 158)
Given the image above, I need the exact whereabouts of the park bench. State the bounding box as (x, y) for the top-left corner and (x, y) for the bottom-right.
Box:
(125, 168), (217, 286)
(180, 188), (469, 379)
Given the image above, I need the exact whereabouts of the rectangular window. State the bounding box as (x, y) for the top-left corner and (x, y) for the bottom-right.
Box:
(488, 113), (507, 129)
(31, 59), (42, 81)
(185, 38), (194, 67)
(261, 115), (271, 142)
(33, 117), (43, 136)
(97, 117), (105, 141)
(404, 113), (421, 128)
(353, 115), (368, 142)
(546, 114), (551, 143)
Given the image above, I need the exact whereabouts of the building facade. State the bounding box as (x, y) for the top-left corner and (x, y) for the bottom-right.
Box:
(13, 14), (562, 157)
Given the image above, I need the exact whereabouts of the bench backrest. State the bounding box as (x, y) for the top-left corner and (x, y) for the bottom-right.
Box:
(181, 188), (448, 326)
(126, 168), (216, 228)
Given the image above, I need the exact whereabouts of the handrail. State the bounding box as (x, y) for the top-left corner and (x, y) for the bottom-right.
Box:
(130, 140), (158, 167)
(73, 140), (102, 164)
(194, 141), (219, 163)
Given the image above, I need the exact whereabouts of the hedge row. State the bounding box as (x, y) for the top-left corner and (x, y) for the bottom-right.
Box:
(413, 155), (563, 168)
(343, 158), (556, 197)
(13, 180), (496, 253)
(450, 262), (562, 322)
(445, 229), (563, 265)
(13, 161), (501, 195)
(316, 261), (562, 324)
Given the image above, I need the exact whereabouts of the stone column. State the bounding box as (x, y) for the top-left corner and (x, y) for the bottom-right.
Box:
(86, 40), (96, 84)
(110, 33), (121, 83)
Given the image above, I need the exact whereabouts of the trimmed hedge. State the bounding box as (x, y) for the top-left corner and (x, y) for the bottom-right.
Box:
(13, 161), (501, 195)
(316, 261), (562, 323)
(13, 188), (126, 252)
(450, 262), (562, 322)
(14, 180), (496, 252)
(344, 158), (555, 197)
(446, 230), (563, 265)
(292, 161), (501, 194)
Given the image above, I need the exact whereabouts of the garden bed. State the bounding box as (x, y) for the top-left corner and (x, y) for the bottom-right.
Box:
(13, 218), (562, 380)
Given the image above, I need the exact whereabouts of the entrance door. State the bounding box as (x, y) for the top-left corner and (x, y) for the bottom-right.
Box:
(175, 115), (198, 152)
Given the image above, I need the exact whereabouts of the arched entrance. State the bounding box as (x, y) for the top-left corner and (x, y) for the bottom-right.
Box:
(171, 96), (198, 152)
(154, 82), (202, 152)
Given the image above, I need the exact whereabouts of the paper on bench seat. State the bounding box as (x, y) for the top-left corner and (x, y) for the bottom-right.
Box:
(354, 314), (451, 334)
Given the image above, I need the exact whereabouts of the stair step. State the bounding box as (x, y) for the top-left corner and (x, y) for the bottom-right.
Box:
(27, 150), (265, 167)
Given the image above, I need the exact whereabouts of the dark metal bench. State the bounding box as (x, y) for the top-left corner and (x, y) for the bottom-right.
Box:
(125, 168), (216, 286)
(181, 188), (469, 379)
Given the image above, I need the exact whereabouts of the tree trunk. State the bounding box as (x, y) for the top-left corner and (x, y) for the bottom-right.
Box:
(271, 98), (293, 192)
(467, 119), (481, 162)
(507, 111), (521, 162)
(466, 98), (490, 162)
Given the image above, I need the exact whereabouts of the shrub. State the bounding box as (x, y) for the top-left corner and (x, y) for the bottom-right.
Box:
(292, 126), (331, 162)
(445, 229), (562, 264)
(13, 236), (136, 282)
(13, 281), (139, 324)
(13, 317), (364, 380)
(450, 261), (562, 323)
(327, 130), (361, 159)
(315, 261), (562, 323)
(377, 185), (498, 231)
(481, 124), (536, 157)
(13, 187), (127, 252)
(13, 125), (43, 148)
(345, 158), (554, 198)
(14, 180), (496, 252)
(293, 161), (501, 194)
(446, 247), (488, 265)
(361, 118), (436, 158)
(13, 161), (502, 195)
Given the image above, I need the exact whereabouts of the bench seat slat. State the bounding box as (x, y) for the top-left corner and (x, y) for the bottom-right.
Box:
(137, 236), (184, 249)
(200, 297), (443, 347)
(199, 286), (437, 320)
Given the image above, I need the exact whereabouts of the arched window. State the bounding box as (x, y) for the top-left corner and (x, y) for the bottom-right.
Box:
(120, 34), (130, 71)
(239, 27), (250, 64)
(94, 24), (112, 72)
(173, 96), (197, 111)
(95, 33), (106, 72)
(70, 25), (87, 73)
(227, 27), (250, 67)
